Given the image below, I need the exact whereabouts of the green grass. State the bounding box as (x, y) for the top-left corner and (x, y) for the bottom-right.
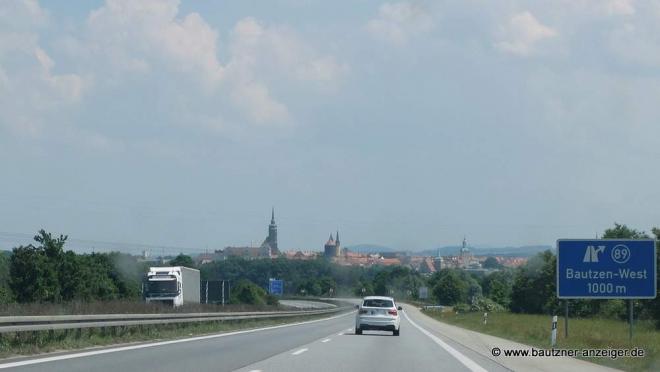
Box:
(422, 310), (660, 371)
(0, 313), (335, 359)
(0, 300), (291, 316)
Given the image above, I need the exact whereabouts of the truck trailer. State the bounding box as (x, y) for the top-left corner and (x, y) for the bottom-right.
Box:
(144, 266), (200, 307)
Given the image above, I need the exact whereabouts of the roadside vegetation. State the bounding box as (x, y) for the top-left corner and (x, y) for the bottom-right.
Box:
(423, 310), (659, 372)
(0, 300), (292, 317)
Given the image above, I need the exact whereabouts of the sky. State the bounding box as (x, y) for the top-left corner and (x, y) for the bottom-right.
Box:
(1, 0), (659, 254)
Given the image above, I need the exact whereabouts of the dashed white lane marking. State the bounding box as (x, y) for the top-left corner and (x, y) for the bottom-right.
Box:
(337, 332), (344, 335)
(321, 338), (331, 343)
(291, 348), (308, 356)
(402, 311), (487, 372)
(247, 370), (262, 372)
(0, 312), (353, 370)
(345, 327), (352, 331)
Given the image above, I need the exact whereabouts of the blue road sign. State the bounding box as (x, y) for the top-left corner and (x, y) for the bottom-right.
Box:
(269, 279), (284, 296)
(557, 239), (656, 299)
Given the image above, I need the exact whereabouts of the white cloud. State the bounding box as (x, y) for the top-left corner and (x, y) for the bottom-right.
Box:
(0, 1), (85, 135)
(82, 3), (345, 126)
(604, 0), (635, 15)
(231, 81), (289, 124)
(563, 0), (635, 16)
(366, 2), (434, 46)
(495, 11), (558, 56)
(223, 17), (347, 123)
(229, 17), (347, 84)
(1, 0), (347, 138)
(86, 0), (224, 83)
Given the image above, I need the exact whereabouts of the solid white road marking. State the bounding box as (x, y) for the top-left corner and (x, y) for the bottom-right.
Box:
(403, 311), (487, 372)
(321, 338), (331, 343)
(291, 348), (308, 356)
(0, 312), (354, 369)
(337, 332), (344, 335)
(247, 370), (262, 372)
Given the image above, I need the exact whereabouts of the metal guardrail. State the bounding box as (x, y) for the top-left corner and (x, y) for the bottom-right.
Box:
(0, 307), (351, 333)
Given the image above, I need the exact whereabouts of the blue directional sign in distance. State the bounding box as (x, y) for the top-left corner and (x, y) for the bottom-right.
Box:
(557, 239), (656, 299)
(269, 279), (284, 296)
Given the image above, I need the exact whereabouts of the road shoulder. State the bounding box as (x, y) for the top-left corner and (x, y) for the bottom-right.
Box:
(403, 304), (620, 372)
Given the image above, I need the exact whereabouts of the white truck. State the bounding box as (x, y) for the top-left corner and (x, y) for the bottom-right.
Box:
(144, 266), (200, 307)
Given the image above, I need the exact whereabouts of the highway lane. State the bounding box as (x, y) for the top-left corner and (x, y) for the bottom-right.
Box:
(235, 306), (508, 372)
(0, 305), (509, 372)
(0, 312), (355, 372)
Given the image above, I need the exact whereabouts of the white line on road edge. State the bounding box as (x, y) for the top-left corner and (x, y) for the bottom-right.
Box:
(0, 312), (354, 369)
(321, 338), (331, 343)
(291, 348), (308, 356)
(403, 311), (487, 372)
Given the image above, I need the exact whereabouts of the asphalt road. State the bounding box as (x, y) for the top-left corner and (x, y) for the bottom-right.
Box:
(0, 306), (512, 372)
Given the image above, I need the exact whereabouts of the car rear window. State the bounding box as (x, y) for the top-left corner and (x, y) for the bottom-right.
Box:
(363, 299), (394, 308)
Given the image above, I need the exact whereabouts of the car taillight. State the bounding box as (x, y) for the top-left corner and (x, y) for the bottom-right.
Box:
(388, 309), (398, 316)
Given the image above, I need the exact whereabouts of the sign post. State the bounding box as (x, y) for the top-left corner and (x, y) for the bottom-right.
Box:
(557, 239), (656, 340)
(551, 315), (558, 347)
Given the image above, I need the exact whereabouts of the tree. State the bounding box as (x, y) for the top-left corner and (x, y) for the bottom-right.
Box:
(650, 228), (660, 327)
(602, 223), (649, 239)
(9, 230), (142, 303)
(432, 270), (466, 306)
(0, 252), (13, 304)
(169, 254), (195, 268)
(230, 279), (269, 306)
(509, 250), (558, 314)
(482, 270), (513, 307)
(482, 257), (502, 269)
(10, 244), (60, 302)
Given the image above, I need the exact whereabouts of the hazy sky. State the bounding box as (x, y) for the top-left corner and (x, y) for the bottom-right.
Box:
(1, 0), (659, 254)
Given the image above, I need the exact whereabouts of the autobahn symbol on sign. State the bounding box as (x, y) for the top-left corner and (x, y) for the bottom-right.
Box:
(557, 239), (657, 299)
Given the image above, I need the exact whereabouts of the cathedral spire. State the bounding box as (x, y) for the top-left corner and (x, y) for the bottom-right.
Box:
(335, 230), (340, 245)
(271, 207), (275, 224)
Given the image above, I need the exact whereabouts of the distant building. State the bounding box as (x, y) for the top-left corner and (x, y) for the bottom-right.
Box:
(458, 236), (481, 269)
(216, 208), (279, 260)
(324, 231), (341, 258)
(262, 207), (279, 255)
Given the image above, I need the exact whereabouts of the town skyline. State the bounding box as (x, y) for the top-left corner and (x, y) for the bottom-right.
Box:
(2, 1), (659, 252)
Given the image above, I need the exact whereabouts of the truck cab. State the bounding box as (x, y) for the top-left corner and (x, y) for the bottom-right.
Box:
(144, 266), (199, 307)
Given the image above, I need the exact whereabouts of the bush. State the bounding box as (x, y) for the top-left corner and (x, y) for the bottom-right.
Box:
(453, 303), (470, 313)
(598, 300), (627, 320)
(230, 280), (270, 306)
(473, 298), (506, 313)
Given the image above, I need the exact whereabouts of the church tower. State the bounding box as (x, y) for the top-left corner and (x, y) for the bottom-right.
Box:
(268, 207), (278, 254)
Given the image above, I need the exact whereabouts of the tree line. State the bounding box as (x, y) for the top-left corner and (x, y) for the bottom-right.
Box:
(419, 223), (660, 327)
(0, 230), (146, 304)
(2, 223), (658, 327)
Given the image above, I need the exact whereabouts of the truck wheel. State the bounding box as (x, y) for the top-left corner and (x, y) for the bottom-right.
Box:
(393, 329), (399, 336)
(355, 328), (362, 335)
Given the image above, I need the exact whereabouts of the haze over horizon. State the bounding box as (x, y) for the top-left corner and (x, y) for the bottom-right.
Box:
(2, 0), (659, 253)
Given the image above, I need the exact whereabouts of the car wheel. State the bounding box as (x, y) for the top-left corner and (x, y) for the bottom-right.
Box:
(393, 329), (399, 336)
(355, 327), (362, 335)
